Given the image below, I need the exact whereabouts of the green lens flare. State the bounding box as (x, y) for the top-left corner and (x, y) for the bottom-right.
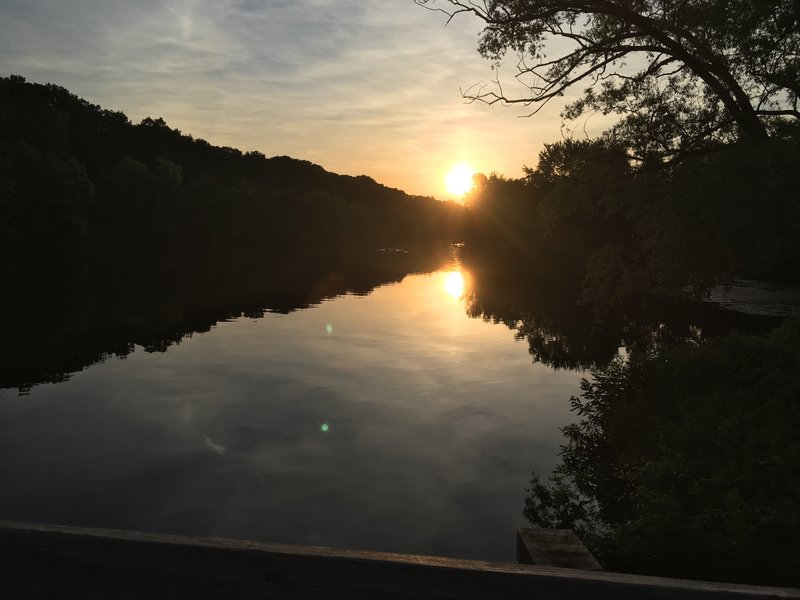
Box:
(325, 324), (333, 335)
(321, 423), (329, 432)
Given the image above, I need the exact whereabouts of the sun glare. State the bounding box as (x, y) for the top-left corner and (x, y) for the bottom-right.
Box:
(443, 271), (465, 300)
(445, 164), (475, 197)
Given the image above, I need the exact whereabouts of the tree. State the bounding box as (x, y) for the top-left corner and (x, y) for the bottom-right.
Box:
(416, 0), (800, 161)
(524, 319), (800, 586)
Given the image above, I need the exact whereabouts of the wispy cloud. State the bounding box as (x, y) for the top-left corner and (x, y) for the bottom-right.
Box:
(0, 0), (606, 196)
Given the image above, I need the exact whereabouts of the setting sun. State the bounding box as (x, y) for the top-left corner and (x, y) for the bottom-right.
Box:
(443, 270), (465, 300)
(445, 164), (475, 197)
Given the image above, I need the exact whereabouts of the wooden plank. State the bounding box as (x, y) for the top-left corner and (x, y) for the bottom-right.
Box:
(516, 528), (603, 571)
(1, 520), (800, 599)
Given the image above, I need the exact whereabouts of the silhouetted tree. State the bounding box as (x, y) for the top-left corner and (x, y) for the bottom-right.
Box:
(418, 0), (800, 161)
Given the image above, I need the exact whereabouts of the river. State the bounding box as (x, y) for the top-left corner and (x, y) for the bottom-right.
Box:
(0, 257), (583, 561)
(0, 248), (789, 561)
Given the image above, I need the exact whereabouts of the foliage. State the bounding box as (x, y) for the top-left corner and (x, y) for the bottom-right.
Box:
(418, 2), (800, 308)
(0, 75), (465, 392)
(418, 0), (800, 160)
(462, 133), (800, 310)
(628, 137), (800, 287)
(525, 319), (800, 586)
(0, 75), (463, 280)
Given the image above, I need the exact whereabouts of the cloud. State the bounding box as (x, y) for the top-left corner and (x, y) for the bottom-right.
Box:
(0, 0), (601, 196)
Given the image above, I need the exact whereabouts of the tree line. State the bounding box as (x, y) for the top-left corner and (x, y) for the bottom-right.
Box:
(421, 0), (800, 309)
(462, 135), (800, 312)
(0, 75), (462, 285)
(0, 75), (462, 392)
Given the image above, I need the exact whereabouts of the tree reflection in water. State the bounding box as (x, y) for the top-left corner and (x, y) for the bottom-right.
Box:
(0, 245), (448, 394)
(461, 256), (780, 372)
(459, 255), (799, 588)
(3, 239), (795, 587)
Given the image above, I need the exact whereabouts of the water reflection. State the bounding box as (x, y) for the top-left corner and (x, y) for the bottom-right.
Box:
(3, 244), (780, 394)
(0, 260), (582, 562)
(0, 245), (449, 394)
(459, 257), (782, 371)
(523, 318), (800, 587)
(0, 246), (788, 565)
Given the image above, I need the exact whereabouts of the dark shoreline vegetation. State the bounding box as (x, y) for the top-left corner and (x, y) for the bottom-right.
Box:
(525, 319), (800, 587)
(2, 74), (799, 587)
(456, 109), (800, 588)
(0, 75), (461, 391)
(437, 0), (800, 583)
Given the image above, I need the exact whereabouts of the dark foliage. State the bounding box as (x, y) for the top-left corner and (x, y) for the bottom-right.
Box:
(0, 75), (463, 392)
(461, 134), (800, 312)
(0, 75), (462, 280)
(524, 319), (800, 587)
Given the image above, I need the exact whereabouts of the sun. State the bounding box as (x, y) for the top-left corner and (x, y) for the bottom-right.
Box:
(443, 270), (465, 300)
(445, 163), (475, 197)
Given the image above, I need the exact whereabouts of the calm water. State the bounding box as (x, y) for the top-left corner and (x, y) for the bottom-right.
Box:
(0, 263), (582, 561)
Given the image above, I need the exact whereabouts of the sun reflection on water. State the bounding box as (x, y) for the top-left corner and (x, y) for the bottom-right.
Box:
(443, 270), (465, 300)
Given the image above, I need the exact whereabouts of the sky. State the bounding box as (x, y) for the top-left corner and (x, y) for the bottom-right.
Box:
(0, 0), (604, 199)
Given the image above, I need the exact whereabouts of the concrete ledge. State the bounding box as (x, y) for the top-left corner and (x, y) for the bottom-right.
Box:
(2, 520), (799, 599)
